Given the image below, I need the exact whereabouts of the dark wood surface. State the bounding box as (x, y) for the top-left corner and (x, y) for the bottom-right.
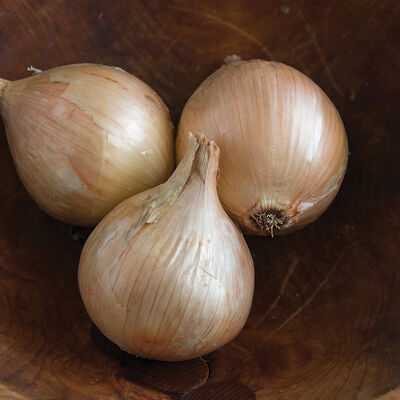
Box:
(0, 0), (399, 399)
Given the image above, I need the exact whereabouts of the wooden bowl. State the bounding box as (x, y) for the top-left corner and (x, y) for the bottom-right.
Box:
(0, 1), (398, 399)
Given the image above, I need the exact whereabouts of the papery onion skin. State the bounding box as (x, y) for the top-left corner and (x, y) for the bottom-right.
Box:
(78, 134), (254, 361)
(176, 60), (348, 236)
(0, 64), (174, 226)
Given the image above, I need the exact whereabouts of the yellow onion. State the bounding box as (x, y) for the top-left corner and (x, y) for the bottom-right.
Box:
(78, 134), (254, 361)
(0, 64), (174, 226)
(177, 60), (348, 236)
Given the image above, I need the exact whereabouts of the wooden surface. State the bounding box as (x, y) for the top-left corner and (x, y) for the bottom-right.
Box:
(0, 0), (399, 399)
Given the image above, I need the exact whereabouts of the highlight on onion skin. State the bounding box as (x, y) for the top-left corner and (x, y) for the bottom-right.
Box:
(78, 134), (254, 362)
(0, 64), (174, 226)
(176, 60), (349, 236)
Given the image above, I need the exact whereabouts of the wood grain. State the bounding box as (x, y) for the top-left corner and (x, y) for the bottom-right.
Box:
(91, 326), (210, 394)
(184, 382), (255, 400)
(0, 0), (399, 399)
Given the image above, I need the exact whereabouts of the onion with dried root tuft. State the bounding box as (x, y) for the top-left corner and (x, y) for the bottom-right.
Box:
(177, 60), (348, 236)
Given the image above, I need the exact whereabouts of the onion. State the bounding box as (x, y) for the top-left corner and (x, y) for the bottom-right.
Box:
(176, 60), (348, 236)
(0, 64), (174, 226)
(78, 134), (254, 361)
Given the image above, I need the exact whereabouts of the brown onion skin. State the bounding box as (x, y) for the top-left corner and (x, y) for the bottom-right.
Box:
(78, 135), (254, 361)
(176, 60), (348, 236)
(0, 64), (174, 226)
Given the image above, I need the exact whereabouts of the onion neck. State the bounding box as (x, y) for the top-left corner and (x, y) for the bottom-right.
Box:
(116, 134), (221, 245)
(124, 134), (220, 231)
(159, 133), (220, 208)
(190, 134), (219, 186)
